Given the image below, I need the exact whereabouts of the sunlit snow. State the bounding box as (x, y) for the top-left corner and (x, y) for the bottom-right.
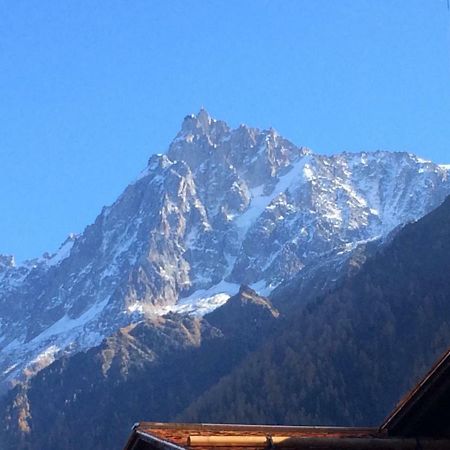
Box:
(235, 155), (311, 234)
(162, 280), (240, 316)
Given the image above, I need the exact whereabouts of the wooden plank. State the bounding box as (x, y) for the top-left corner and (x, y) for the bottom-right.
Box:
(188, 435), (450, 449)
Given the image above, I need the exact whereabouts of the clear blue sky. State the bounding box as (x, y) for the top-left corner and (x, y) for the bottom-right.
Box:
(1, 0), (450, 261)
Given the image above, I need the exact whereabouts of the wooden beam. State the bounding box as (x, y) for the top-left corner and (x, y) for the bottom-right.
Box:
(188, 435), (450, 449)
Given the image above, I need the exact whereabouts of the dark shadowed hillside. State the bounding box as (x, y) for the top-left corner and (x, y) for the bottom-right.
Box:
(180, 196), (450, 426)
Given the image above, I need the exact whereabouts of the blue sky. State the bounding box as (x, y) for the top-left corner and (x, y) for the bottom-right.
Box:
(1, 0), (450, 261)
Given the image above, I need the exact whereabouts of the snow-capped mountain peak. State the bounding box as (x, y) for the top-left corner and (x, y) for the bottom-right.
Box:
(0, 111), (449, 390)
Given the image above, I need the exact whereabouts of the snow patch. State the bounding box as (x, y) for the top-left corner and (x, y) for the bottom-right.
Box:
(45, 237), (75, 267)
(416, 157), (432, 164)
(169, 293), (231, 316)
(30, 345), (59, 366)
(235, 156), (310, 234)
(30, 296), (110, 345)
(249, 279), (273, 297)
(127, 302), (144, 314)
(163, 280), (241, 316)
(2, 363), (18, 376)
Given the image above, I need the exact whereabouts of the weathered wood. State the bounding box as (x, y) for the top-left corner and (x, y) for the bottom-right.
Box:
(188, 436), (286, 446)
(188, 434), (450, 449)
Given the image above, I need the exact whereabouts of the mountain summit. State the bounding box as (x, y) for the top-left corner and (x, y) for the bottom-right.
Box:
(0, 111), (449, 389)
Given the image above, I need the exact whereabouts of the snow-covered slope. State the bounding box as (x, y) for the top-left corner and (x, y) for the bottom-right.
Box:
(0, 109), (449, 390)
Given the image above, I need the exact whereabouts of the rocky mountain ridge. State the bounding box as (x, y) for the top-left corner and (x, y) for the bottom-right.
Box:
(3, 196), (450, 450)
(180, 195), (450, 427)
(0, 109), (449, 390)
(0, 286), (280, 450)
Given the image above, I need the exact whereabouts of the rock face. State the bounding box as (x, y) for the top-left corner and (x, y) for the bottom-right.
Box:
(0, 288), (279, 450)
(180, 196), (450, 428)
(3, 197), (450, 450)
(1, 109), (449, 390)
(206, 285), (279, 338)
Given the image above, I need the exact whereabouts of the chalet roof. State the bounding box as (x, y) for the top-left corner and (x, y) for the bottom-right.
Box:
(124, 422), (379, 450)
(124, 348), (450, 450)
(381, 347), (450, 437)
(123, 422), (450, 450)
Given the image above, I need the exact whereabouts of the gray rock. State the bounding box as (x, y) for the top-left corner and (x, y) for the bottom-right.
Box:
(0, 110), (449, 390)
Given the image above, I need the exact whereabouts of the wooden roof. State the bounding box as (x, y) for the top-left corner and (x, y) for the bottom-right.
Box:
(123, 422), (450, 450)
(381, 347), (450, 437)
(124, 348), (450, 450)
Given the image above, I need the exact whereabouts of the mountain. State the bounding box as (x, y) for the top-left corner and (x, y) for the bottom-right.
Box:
(180, 195), (450, 427)
(2, 195), (450, 450)
(0, 287), (279, 450)
(0, 109), (449, 391)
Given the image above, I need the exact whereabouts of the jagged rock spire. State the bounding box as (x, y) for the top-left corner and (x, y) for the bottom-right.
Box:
(180, 108), (213, 135)
(197, 107), (212, 129)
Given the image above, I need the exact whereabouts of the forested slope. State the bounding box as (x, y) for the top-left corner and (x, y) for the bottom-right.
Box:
(180, 196), (450, 426)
